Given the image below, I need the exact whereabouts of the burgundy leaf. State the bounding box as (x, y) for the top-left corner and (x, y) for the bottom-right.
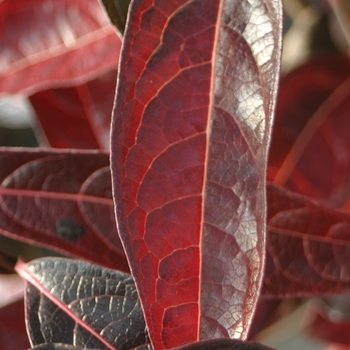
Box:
(17, 258), (150, 350)
(5, 148), (347, 300)
(111, 0), (282, 348)
(268, 54), (350, 208)
(0, 0), (121, 95)
(29, 70), (117, 150)
(174, 339), (275, 350)
(0, 148), (128, 271)
(263, 183), (350, 297)
(0, 298), (30, 349)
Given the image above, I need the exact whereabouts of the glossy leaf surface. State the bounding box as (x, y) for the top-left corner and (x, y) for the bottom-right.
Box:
(0, 148), (127, 271)
(30, 70), (117, 150)
(269, 55), (350, 208)
(0, 0), (121, 95)
(17, 258), (149, 349)
(111, 0), (282, 348)
(263, 183), (350, 297)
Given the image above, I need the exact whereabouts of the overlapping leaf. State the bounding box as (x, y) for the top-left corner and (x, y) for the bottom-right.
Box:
(4, 147), (350, 300)
(111, 0), (282, 348)
(0, 148), (127, 271)
(16, 258), (150, 349)
(263, 183), (350, 297)
(29, 70), (117, 150)
(269, 54), (350, 208)
(0, 0), (121, 95)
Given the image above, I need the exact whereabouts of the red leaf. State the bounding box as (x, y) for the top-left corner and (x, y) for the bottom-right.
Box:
(29, 70), (117, 150)
(269, 54), (350, 208)
(111, 1), (282, 348)
(5, 148), (347, 300)
(0, 0), (121, 95)
(0, 298), (30, 349)
(16, 258), (150, 349)
(263, 183), (350, 297)
(0, 148), (128, 271)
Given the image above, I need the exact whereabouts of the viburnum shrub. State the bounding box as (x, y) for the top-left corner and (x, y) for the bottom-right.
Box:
(0, 0), (350, 349)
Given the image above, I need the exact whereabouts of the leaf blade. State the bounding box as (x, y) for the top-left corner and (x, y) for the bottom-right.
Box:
(0, 148), (127, 271)
(0, 0), (121, 95)
(17, 258), (150, 349)
(111, 0), (282, 348)
(29, 70), (117, 150)
(263, 183), (350, 297)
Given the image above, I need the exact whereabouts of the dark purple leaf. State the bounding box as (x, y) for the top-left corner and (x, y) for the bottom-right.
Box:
(17, 258), (149, 350)
(0, 0), (121, 95)
(0, 148), (127, 271)
(111, 0), (283, 348)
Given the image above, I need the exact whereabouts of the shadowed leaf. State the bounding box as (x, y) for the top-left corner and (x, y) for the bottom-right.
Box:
(263, 183), (350, 297)
(0, 148), (128, 272)
(269, 54), (350, 208)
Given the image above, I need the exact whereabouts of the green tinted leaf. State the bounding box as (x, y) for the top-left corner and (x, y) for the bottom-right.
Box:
(100, 0), (131, 34)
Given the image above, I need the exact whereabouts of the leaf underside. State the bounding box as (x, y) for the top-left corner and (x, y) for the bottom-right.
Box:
(17, 258), (150, 350)
(111, 0), (282, 348)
